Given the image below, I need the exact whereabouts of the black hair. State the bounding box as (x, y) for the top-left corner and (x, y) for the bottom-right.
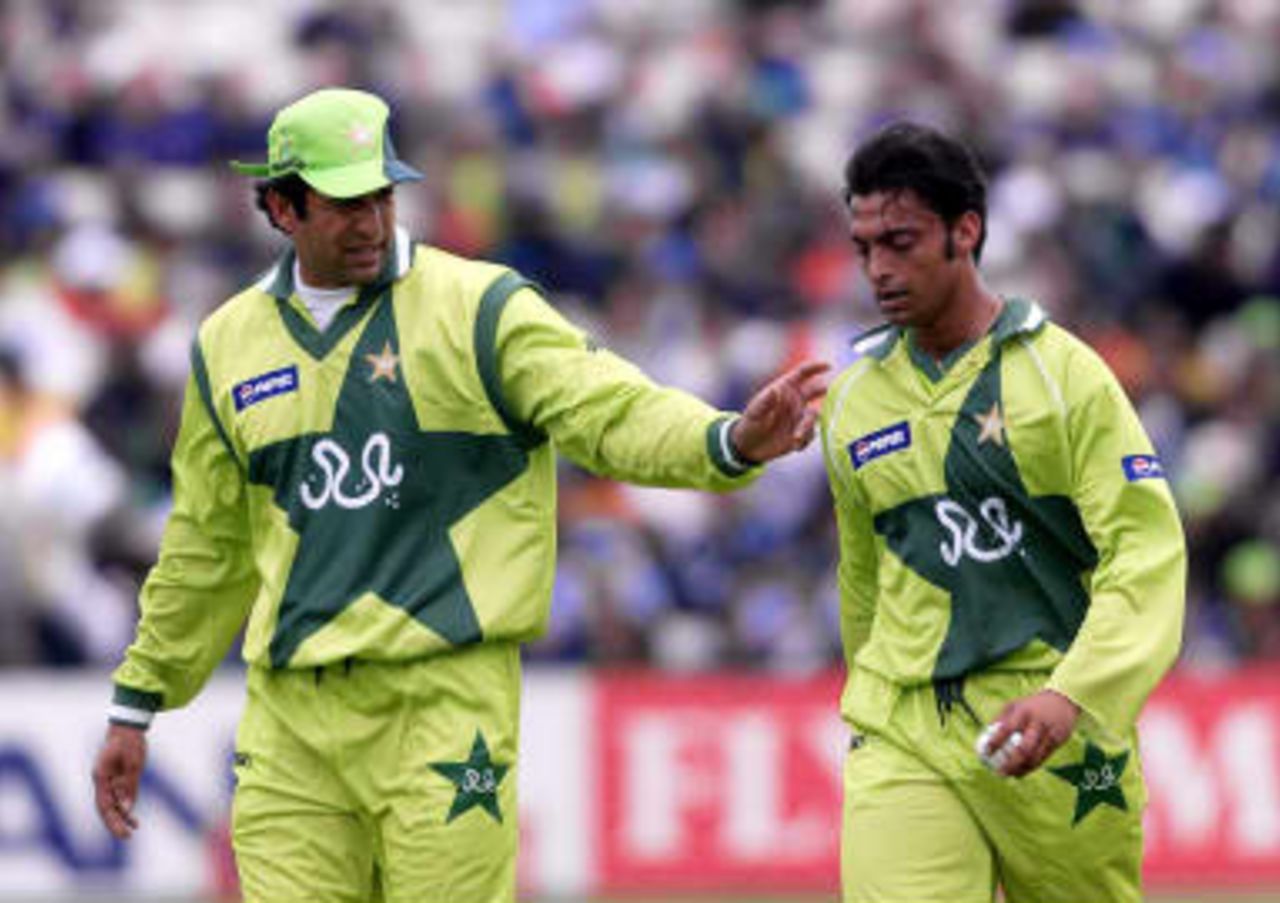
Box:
(843, 121), (988, 262)
(254, 173), (310, 233)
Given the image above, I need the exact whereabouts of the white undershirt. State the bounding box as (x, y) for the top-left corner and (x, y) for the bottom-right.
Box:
(293, 261), (355, 331)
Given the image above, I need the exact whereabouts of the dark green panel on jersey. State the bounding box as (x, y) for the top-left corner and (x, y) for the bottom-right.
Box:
(474, 271), (547, 451)
(873, 347), (1098, 679)
(247, 293), (529, 667)
(190, 340), (242, 468)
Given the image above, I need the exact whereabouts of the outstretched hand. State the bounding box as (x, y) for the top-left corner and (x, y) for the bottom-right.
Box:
(731, 361), (831, 464)
(93, 723), (147, 839)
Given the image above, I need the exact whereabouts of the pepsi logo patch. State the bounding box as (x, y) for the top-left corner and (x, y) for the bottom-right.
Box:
(850, 421), (912, 470)
(233, 365), (299, 412)
(1122, 454), (1165, 481)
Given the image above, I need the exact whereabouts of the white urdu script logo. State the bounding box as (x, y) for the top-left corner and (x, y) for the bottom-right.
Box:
(1081, 762), (1120, 792)
(935, 496), (1024, 566)
(462, 767), (498, 794)
(300, 431), (404, 511)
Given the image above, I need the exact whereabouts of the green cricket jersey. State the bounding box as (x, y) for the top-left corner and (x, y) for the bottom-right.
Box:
(820, 298), (1185, 741)
(111, 229), (755, 724)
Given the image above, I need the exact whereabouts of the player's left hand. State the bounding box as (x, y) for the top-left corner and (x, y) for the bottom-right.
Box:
(978, 689), (1080, 778)
(730, 361), (831, 463)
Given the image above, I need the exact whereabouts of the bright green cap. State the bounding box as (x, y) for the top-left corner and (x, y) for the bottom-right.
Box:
(231, 88), (423, 198)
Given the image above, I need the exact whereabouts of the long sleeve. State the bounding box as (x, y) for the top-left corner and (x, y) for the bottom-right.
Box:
(820, 382), (878, 663)
(495, 287), (758, 491)
(110, 363), (260, 724)
(1045, 348), (1186, 740)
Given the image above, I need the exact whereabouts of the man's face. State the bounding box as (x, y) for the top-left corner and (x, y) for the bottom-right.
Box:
(847, 188), (979, 329)
(272, 185), (396, 288)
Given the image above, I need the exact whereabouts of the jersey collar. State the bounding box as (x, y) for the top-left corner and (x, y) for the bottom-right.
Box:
(256, 227), (415, 360)
(990, 296), (1048, 343)
(850, 296), (1049, 363)
(255, 226), (415, 301)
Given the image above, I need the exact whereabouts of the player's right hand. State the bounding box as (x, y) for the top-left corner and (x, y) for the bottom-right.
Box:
(93, 723), (148, 839)
(977, 689), (1079, 778)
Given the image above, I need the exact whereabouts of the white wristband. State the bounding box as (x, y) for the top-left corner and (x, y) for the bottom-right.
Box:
(108, 704), (155, 729)
(720, 416), (751, 470)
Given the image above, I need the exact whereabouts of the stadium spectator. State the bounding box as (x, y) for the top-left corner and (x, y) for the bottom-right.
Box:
(0, 345), (135, 665)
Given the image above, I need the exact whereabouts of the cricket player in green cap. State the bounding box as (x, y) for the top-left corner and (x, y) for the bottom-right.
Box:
(822, 121), (1186, 902)
(91, 87), (829, 902)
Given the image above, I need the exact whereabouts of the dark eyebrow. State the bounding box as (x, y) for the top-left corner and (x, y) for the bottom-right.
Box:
(852, 225), (918, 247)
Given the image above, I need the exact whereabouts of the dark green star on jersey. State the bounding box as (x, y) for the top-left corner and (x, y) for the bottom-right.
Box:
(1050, 742), (1130, 825)
(872, 332), (1099, 679)
(431, 731), (510, 824)
(248, 289), (529, 666)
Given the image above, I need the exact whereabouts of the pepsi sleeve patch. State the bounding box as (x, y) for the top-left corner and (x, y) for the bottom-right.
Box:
(1122, 454), (1165, 481)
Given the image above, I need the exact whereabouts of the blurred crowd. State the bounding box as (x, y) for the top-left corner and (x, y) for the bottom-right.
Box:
(0, 0), (1277, 672)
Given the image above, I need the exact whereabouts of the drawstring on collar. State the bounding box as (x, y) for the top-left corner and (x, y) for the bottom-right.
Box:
(933, 676), (981, 728)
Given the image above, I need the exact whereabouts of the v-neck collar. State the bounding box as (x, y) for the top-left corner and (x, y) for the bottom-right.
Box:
(256, 227), (415, 359)
(906, 331), (976, 382)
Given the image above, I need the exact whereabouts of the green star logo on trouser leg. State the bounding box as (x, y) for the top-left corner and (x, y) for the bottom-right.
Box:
(1050, 742), (1130, 825)
(431, 731), (510, 824)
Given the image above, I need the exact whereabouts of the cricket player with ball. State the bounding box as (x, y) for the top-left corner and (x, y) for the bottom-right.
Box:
(90, 87), (828, 902)
(820, 121), (1186, 902)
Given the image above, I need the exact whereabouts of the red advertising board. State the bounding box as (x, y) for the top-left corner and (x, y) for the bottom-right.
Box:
(1142, 666), (1280, 888)
(2, 669), (1276, 897)
(595, 670), (844, 893)
(593, 666), (1280, 895)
